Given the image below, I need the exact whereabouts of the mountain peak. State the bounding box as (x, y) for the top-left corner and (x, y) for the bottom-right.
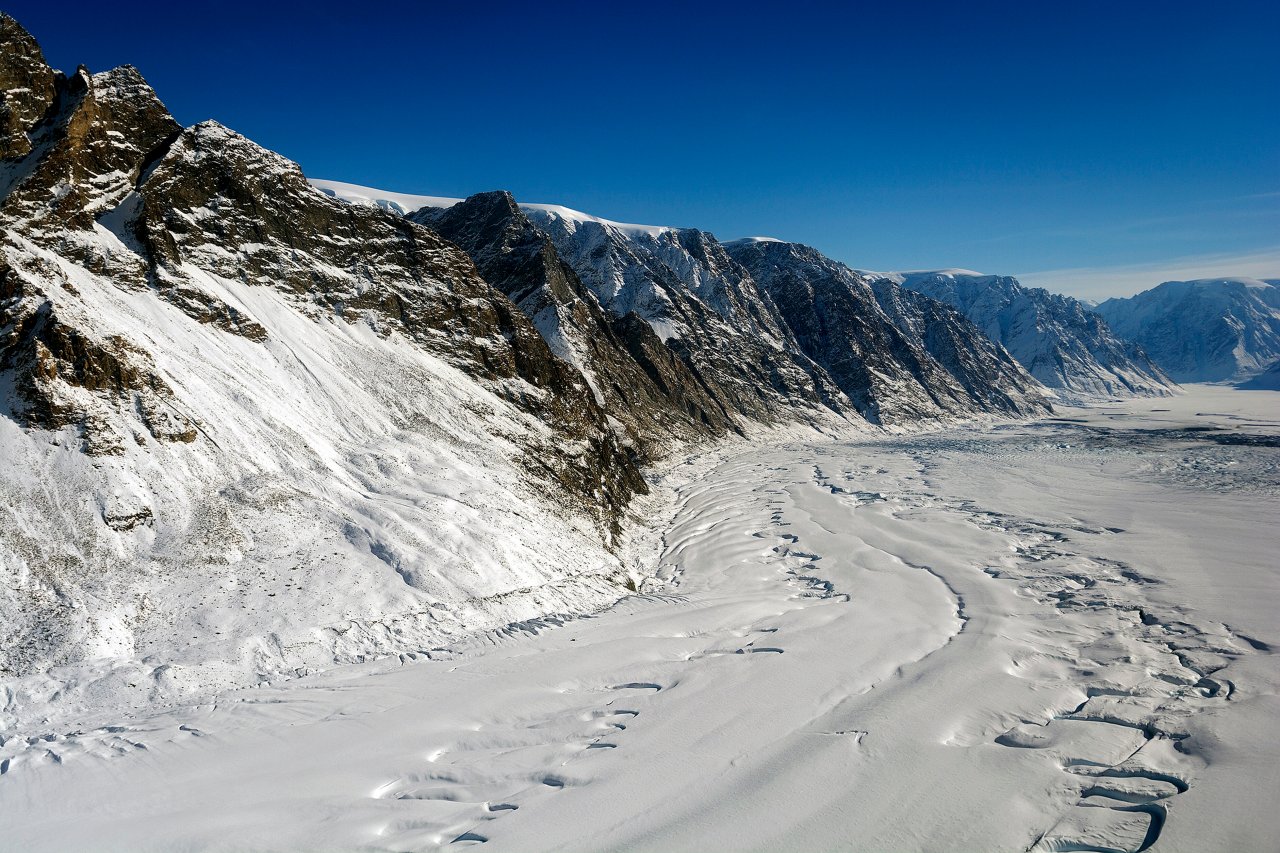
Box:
(1096, 278), (1280, 381)
(0, 11), (57, 160)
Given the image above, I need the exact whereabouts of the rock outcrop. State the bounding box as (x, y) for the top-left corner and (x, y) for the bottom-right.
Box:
(725, 240), (1052, 423)
(414, 191), (731, 453)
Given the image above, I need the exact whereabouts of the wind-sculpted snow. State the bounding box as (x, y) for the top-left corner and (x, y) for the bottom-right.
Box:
(3, 387), (1275, 852)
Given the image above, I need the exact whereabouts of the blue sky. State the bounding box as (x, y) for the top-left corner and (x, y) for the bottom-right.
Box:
(9, 0), (1278, 299)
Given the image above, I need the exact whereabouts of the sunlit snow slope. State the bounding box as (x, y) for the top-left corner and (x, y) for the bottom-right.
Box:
(3, 387), (1277, 852)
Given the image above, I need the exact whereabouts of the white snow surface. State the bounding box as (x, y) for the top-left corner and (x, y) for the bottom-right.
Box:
(309, 179), (463, 216)
(4, 385), (1278, 852)
(0, 229), (634, 732)
(863, 267), (988, 281)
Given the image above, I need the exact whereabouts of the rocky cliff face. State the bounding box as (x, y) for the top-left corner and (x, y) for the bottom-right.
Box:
(890, 270), (1175, 401)
(519, 205), (855, 427)
(724, 240), (1052, 423)
(0, 40), (644, 526)
(1096, 278), (1280, 382)
(412, 191), (731, 453)
(328, 189), (1055, 428)
(0, 13), (56, 161)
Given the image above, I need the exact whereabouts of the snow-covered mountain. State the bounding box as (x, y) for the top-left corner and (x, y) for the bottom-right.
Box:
(0, 16), (648, 726)
(882, 270), (1176, 401)
(497, 206), (1052, 426)
(1095, 278), (1280, 382)
(724, 241), (1050, 422)
(411, 190), (732, 451)
(321, 182), (1053, 426)
(1238, 358), (1280, 390)
(1, 13), (1052, 728)
(319, 182), (853, 428)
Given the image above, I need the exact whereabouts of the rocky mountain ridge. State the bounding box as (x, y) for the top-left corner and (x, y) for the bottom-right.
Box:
(330, 187), (1054, 427)
(1, 12), (1051, 727)
(724, 240), (1049, 421)
(1096, 278), (1280, 382)
(882, 269), (1176, 401)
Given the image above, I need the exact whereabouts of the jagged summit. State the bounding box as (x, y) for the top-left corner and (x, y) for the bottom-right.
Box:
(723, 239), (1051, 422)
(0, 12), (56, 160)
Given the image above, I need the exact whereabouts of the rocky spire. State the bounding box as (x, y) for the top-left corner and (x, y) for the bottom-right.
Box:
(1, 13), (179, 244)
(0, 13), (57, 160)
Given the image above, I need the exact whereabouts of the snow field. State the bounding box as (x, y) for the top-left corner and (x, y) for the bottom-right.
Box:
(2, 386), (1277, 851)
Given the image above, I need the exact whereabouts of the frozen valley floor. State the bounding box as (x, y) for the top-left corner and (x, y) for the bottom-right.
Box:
(3, 386), (1278, 852)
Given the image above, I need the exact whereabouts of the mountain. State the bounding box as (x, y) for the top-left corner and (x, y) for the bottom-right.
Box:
(723, 241), (1051, 422)
(498, 206), (1052, 426)
(2, 13), (1054, 728)
(1095, 278), (1280, 382)
(410, 190), (732, 452)
(320, 183), (1053, 426)
(464, 200), (857, 428)
(1238, 358), (1280, 390)
(883, 270), (1176, 401)
(0, 15), (647, 727)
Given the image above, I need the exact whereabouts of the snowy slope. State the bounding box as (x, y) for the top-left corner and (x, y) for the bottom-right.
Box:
(1238, 357), (1280, 390)
(0, 19), (646, 729)
(4, 388), (1278, 852)
(1, 233), (631, 730)
(1096, 278), (1280, 382)
(884, 269), (1176, 401)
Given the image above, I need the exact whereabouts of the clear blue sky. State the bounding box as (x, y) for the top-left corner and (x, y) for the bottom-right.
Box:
(8, 0), (1278, 298)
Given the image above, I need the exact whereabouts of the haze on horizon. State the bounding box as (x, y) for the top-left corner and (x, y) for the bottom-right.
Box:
(5, 0), (1277, 301)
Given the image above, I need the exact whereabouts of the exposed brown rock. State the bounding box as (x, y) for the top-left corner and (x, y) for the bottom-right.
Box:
(0, 256), (196, 451)
(417, 191), (733, 456)
(1, 61), (180, 234)
(0, 12), (56, 160)
(131, 122), (645, 532)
